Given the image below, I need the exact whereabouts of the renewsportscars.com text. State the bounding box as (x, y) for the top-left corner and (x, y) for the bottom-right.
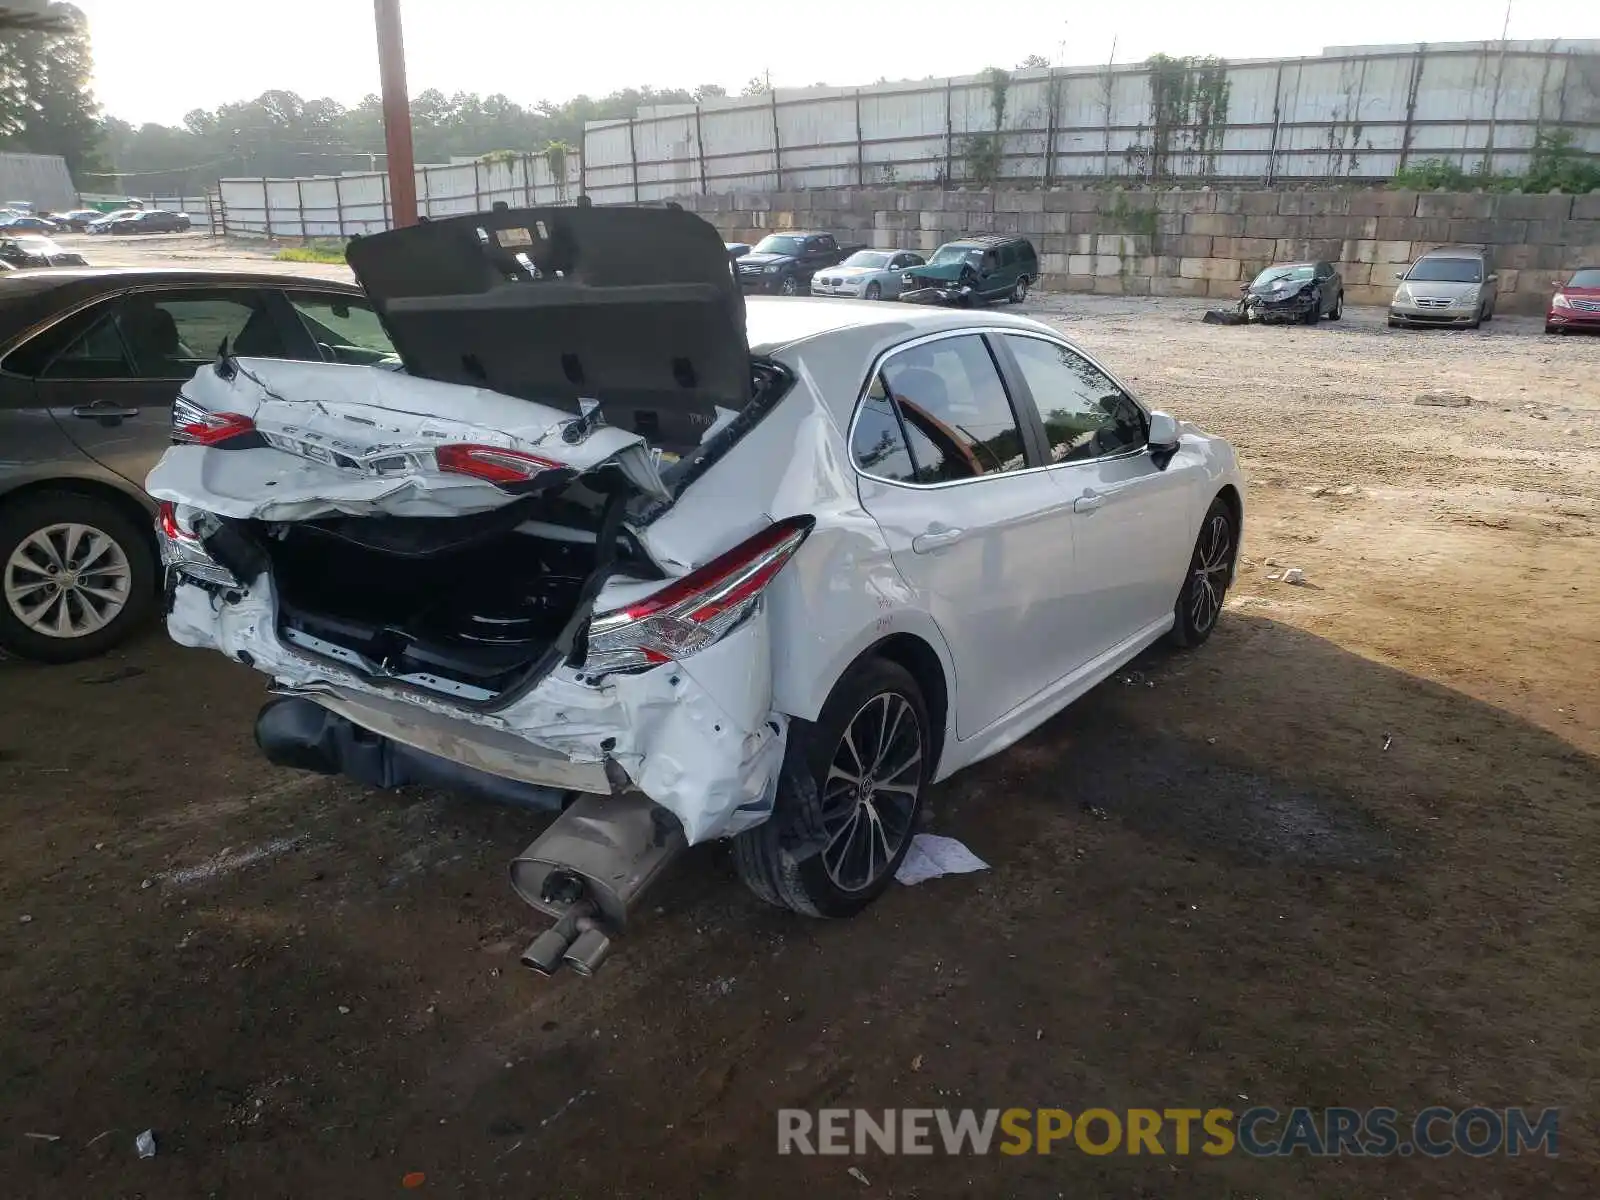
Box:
(778, 1106), (1559, 1157)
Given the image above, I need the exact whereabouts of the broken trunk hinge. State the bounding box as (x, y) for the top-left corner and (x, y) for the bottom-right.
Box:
(561, 398), (604, 445)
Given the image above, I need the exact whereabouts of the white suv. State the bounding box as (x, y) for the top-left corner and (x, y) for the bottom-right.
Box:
(148, 206), (1244, 976)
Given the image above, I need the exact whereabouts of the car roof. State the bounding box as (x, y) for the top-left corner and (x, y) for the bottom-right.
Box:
(745, 295), (1051, 355)
(0, 268), (362, 346)
(943, 234), (1028, 249)
(1416, 245), (1489, 258)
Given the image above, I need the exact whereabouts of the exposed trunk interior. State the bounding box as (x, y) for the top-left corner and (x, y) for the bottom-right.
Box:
(249, 494), (659, 702)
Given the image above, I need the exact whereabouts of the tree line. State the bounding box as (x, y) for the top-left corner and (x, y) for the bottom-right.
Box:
(0, 3), (746, 197)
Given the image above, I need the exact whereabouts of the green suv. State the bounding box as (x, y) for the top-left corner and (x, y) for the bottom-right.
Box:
(899, 235), (1037, 306)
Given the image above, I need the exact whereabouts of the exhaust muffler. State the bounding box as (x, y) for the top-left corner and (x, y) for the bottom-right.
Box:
(511, 792), (685, 978)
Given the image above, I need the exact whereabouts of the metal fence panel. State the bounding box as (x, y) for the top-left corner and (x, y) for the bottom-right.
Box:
(582, 40), (1600, 190)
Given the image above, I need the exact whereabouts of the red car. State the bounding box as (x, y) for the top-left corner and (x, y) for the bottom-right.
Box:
(1546, 267), (1600, 335)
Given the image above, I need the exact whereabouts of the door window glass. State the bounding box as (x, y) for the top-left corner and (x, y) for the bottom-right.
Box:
(5, 302), (131, 379)
(118, 291), (288, 375)
(849, 375), (919, 483)
(876, 335), (1026, 483)
(1003, 335), (1148, 463)
(286, 293), (396, 366)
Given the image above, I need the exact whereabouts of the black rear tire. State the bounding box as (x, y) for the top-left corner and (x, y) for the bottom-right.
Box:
(1168, 497), (1236, 649)
(734, 658), (930, 918)
(0, 491), (156, 663)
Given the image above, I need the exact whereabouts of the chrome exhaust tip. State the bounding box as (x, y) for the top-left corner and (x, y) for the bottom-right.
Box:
(561, 927), (613, 977)
(521, 927), (578, 976)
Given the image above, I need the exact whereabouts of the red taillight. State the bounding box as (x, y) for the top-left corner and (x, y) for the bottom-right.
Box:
(156, 501), (196, 542)
(585, 515), (815, 674)
(172, 394), (256, 445)
(435, 443), (563, 486)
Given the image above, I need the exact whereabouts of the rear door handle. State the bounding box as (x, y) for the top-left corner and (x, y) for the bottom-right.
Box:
(71, 402), (141, 421)
(912, 525), (966, 554)
(1073, 492), (1105, 514)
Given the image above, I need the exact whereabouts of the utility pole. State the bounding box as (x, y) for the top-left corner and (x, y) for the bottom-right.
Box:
(374, 0), (418, 227)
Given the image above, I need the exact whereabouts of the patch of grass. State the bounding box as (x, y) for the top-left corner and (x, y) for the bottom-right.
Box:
(274, 242), (347, 265)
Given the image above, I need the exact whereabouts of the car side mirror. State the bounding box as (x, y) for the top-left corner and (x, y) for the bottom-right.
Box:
(1148, 410), (1180, 455)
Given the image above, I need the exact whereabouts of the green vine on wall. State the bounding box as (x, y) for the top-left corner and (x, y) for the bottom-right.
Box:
(963, 66), (1012, 186)
(1134, 54), (1231, 181)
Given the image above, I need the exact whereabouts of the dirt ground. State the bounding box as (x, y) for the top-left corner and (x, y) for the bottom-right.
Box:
(3, 233), (1599, 1198)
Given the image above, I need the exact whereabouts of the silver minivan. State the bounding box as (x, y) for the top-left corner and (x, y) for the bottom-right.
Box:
(1388, 247), (1500, 329)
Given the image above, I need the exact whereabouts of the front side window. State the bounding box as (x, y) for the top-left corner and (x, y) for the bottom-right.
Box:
(855, 334), (1027, 485)
(286, 293), (396, 366)
(1002, 335), (1147, 463)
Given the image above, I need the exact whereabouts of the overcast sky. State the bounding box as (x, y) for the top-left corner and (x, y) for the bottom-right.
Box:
(74, 0), (1598, 127)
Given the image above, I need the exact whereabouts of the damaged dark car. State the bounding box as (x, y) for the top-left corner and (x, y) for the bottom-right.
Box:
(1239, 262), (1344, 324)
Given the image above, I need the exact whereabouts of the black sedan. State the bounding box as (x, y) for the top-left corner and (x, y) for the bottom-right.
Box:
(51, 209), (108, 232)
(0, 267), (397, 662)
(1240, 261), (1345, 324)
(94, 209), (192, 235)
(0, 235), (88, 268)
(0, 214), (64, 234)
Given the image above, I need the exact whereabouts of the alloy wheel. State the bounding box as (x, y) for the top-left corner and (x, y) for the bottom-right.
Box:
(781, 275), (798, 296)
(818, 692), (922, 892)
(1189, 511), (1233, 633)
(4, 522), (132, 639)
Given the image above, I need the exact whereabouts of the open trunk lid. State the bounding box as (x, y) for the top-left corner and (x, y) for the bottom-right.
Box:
(345, 204), (750, 458)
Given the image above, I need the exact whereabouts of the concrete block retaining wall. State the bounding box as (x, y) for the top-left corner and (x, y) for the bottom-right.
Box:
(675, 187), (1600, 315)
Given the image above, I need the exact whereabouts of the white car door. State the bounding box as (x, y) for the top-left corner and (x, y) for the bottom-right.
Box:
(994, 332), (1200, 659)
(850, 331), (1087, 738)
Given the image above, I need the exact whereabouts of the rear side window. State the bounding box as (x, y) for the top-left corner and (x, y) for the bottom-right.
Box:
(4, 301), (129, 378)
(1000, 245), (1016, 267)
(852, 334), (1028, 484)
(850, 377), (920, 483)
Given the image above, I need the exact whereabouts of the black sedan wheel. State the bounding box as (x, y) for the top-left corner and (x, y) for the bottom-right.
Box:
(1329, 290), (1344, 320)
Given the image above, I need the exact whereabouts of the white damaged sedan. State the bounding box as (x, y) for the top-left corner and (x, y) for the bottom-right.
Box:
(147, 205), (1243, 976)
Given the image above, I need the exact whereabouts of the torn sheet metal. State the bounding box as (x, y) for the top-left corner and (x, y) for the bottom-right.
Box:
(165, 571), (785, 844)
(145, 357), (669, 522)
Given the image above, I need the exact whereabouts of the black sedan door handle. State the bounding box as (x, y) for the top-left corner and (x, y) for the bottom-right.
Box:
(71, 402), (141, 421)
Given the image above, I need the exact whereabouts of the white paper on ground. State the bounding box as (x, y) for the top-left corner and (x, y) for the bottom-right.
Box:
(895, 833), (990, 886)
